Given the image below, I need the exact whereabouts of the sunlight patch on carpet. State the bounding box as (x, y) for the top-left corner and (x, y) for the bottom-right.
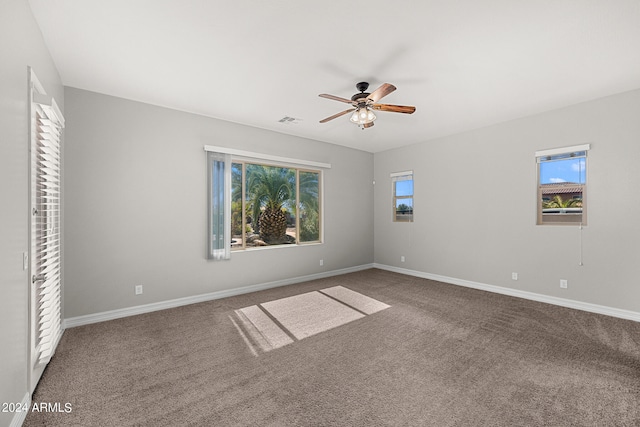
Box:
(233, 286), (390, 354)
(262, 291), (365, 340)
(320, 285), (391, 314)
(236, 305), (294, 352)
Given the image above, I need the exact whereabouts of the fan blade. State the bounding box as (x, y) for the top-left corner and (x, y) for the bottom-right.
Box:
(366, 83), (396, 102)
(319, 94), (354, 104)
(372, 104), (416, 114)
(363, 121), (375, 128)
(319, 108), (356, 123)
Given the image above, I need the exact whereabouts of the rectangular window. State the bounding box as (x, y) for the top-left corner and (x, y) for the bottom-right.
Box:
(230, 162), (321, 249)
(536, 144), (589, 225)
(207, 146), (327, 257)
(392, 171), (413, 222)
(207, 152), (231, 259)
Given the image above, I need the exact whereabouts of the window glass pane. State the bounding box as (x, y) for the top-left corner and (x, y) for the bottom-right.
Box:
(245, 164), (296, 246)
(539, 157), (586, 185)
(208, 152), (231, 260)
(538, 154), (586, 225)
(211, 158), (225, 252)
(395, 180), (413, 197)
(395, 198), (413, 222)
(393, 174), (413, 222)
(299, 171), (320, 242)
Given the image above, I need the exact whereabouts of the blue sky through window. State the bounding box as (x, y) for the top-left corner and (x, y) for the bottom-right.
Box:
(540, 158), (586, 184)
(395, 180), (413, 196)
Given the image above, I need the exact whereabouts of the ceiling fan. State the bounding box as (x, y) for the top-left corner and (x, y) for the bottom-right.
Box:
(319, 82), (416, 129)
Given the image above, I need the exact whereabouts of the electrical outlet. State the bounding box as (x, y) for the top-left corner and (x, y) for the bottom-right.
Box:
(319, 259), (324, 266)
(512, 272), (518, 280)
(401, 256), (405, 263)
(560, 279), (568, 289)
(135, 285), (143, 295)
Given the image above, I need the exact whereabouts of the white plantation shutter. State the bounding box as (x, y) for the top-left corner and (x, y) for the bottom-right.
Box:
(32, 97), (64, 364)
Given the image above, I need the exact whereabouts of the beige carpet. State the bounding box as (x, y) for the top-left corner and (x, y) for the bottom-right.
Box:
(24, 269), (640, 426)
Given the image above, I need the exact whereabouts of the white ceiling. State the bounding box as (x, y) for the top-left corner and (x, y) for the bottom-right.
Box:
(29, 0), (640, 153)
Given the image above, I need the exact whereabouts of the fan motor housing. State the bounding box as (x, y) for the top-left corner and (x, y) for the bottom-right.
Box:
(352, 81), (371, 101)
(355, 81), (369, 92)
(351, 92), (370, 102)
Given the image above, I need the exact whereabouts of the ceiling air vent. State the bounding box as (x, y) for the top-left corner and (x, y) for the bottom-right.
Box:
(277, 116), (302, 125)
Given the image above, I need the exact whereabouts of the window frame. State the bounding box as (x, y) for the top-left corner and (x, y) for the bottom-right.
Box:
(206, 145), (329, 259)
(391, 171), (414, 223)
(207, 152), (232, 260)
(230, 160), (323, 251)
(535, 144), (589, 226)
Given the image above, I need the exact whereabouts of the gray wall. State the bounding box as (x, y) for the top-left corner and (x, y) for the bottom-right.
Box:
(374, 89), (640, 313)
(0, 0), (63, 425)
(63, 87), (374, 318)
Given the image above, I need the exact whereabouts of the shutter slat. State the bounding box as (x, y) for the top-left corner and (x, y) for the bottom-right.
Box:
(32, 99), (64, 366)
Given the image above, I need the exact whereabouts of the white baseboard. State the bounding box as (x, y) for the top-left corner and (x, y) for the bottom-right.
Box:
(9, 392), (30, 427)
(63, 262), (640, 329)
(373, 263), (640, 323)
(63, 264), (375, 328)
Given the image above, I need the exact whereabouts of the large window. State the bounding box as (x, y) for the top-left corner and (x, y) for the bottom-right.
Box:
(536, 144), (589, 225)
(207, 147), (324, 259)
(392, 171), (414, 222)
(231, 162), (321, 249)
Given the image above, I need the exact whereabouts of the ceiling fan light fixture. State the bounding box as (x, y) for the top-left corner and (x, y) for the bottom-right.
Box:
(350, 106), (376, 126)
